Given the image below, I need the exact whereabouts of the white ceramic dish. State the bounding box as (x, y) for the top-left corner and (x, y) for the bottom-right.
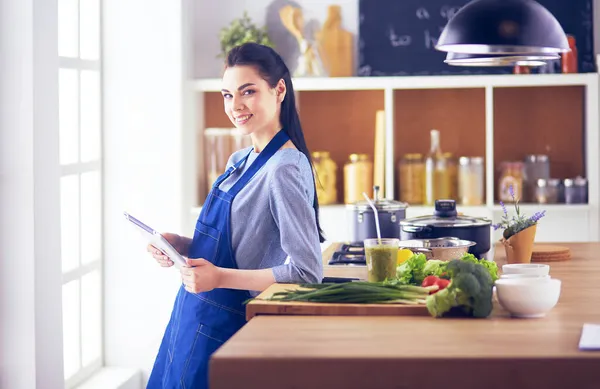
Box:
(502, 263), (550, 276)
(494, 278), (561, 318)
(500, 274), (551, 281)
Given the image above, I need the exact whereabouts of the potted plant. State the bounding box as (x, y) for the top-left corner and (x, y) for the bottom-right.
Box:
(493, 186), (546, 264)
(218, 11), (275, 58)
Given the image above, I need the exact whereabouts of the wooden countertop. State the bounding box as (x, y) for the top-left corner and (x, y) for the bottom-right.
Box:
(210, 243), (600, 389)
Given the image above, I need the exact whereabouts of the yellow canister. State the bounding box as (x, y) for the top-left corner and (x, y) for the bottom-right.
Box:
(344, 153), (373, 204)
(312, 151), (338, 204)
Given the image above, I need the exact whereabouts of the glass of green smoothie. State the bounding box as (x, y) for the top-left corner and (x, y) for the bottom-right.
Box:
(364, 238), (399, 282)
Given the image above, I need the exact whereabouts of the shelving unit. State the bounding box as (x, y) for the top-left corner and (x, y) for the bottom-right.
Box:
(185, 73), (599, 244)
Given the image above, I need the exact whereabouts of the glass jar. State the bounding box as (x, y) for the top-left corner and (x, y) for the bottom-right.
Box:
(344, 153), (373, 204)
(398, 153), (425, 205)
(204, 128), (234, 190)
(444, 152), (458, 201)
(312, 151), (338, 205)
(564, 177), (588, 204)
(498, 162), (524, 202)
(458, 156), (484, 205)
(524, 154), (550, 202)
(535, 178), (559, 204)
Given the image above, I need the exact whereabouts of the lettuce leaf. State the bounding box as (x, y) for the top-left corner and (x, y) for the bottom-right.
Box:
(396, 253), (427, 284)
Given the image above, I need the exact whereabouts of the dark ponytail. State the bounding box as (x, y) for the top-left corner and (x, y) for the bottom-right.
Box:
(226, 42), (326, 243)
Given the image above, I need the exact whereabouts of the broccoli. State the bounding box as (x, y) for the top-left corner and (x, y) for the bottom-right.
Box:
(425, 259), (494, 318)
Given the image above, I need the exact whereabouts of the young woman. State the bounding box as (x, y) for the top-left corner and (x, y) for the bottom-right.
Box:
(145, 42), (325, 389)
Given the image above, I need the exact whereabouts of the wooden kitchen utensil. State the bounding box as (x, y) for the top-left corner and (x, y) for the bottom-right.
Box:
(531, 244), (572, 262)
(316, 5), (353, 77)
(373, 110), (386, 194)
(279, 5), (303, 43)
(246, 283), (428, 320)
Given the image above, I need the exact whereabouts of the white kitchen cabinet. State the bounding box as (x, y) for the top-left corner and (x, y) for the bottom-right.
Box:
(186, 73), (599, 243)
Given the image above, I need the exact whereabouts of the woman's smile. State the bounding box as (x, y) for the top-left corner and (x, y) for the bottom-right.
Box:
(234, 114), (253, 125)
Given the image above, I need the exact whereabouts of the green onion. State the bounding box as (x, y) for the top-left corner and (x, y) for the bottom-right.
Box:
(247, 281), (435, 305)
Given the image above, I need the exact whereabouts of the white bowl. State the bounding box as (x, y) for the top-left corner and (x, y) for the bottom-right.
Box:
(500, 274), (551, 281)
(494, 278), (561, 318)
(502, 263), (550, 276)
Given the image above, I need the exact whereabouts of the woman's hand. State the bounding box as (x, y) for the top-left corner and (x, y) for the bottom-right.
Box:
(180, 258), (222, 293)
(146, 232), (189, 267)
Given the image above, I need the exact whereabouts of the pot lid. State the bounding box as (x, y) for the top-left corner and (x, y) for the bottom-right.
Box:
(400, 199), (491, 228)
(346, 185), (407, 212)
(347, 198), (408, 212)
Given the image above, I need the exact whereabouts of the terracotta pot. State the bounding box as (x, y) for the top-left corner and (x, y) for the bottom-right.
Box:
(501, 224), (537, 264)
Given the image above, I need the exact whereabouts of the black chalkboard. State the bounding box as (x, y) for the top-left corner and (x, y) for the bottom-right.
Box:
(358, 0), (595, 76)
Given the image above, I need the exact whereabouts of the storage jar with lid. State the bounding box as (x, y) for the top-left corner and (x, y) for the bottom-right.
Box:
(498, 162), (524, 202)
(458, 156), (484, 205)
(535, 178), (560, 204)
(398, 153), (425, 205)
(344, 153), (373, 204)
(347, 186), (407, 242)
(524, 154), (550, 202)
(312, 151), (337, 205)
(564, 177), (588, 204)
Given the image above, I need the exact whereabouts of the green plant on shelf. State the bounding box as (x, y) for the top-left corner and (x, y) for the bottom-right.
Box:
(218, 11), (274, 58)
(493, 185), (546, 240)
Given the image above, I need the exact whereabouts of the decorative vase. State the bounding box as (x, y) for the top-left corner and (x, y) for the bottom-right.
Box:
(294, 39), (326, 77)
(501, 224), (537, 264)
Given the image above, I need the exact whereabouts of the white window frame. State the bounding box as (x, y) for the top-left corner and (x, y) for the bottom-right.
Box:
(58, 1), (104, 387)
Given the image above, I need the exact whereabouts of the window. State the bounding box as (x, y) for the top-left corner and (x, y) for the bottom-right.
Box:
(58, 0), (103, 387)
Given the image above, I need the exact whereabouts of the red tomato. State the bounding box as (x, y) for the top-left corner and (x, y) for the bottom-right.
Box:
(434, 278), (451, 290)
(422, 275), (439, 287)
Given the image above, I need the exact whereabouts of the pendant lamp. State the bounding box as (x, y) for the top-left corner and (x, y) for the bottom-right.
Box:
(436, 0), (570, 55)
(444, 52), (559, 67)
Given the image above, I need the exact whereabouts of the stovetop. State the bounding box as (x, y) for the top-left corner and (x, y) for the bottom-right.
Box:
(327, 241), (366, 266)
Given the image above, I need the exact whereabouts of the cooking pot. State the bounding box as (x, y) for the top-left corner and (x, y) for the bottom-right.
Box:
(347, 186), (407, 242)
(400, 199), (492, 259)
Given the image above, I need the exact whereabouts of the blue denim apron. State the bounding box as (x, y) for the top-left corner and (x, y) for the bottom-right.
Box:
(147, 130), (290, 389)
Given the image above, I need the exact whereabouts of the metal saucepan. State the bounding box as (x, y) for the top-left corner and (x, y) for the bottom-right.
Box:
(399, 237), (476, 261)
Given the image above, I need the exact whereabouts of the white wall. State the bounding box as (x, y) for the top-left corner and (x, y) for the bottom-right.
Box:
(102, 0), (186, 383)
(0, 0), (64, 388)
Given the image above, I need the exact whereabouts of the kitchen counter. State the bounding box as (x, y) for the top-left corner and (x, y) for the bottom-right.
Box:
(210, 243), (600, 389)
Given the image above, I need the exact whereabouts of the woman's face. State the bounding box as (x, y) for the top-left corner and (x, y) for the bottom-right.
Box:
(221, 65), (285, 136)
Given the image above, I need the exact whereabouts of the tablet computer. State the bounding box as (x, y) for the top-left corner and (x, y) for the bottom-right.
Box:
(123, 212), (187, 269)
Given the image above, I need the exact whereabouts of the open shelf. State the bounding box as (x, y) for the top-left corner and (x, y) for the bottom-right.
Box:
(299, 89), (384, 203)
(193, 73), (596, 92)
(493, 85), (585, 202)
(393, 88), (487, 204)
(189, 73), (599, 243)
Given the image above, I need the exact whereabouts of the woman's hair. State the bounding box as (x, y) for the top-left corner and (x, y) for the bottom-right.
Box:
(226, 42), (326, 243)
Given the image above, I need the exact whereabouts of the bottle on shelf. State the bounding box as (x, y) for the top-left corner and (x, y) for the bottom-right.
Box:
(444, 152), (458, 201)
(561, 35), (578, 74)
(424, 129), (450, 205)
